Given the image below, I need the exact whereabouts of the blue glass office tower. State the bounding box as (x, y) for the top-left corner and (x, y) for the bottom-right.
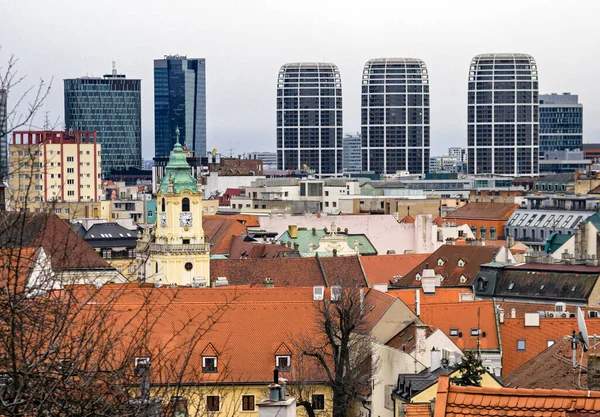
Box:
(64, 68), (142, 174)
(539, 93), (582, 156)
(154, 56), (206, 158)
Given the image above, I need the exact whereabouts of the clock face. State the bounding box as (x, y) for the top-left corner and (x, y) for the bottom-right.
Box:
(160, 213), (167, 227)
(179, 212), (193, 227)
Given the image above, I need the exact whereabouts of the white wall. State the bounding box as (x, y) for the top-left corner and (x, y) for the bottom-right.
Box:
(205, 172), (265, 199)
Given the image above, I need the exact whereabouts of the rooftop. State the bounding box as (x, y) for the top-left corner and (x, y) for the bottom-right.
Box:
(361, 253), (430, 286)
(444, 203), (518, 221)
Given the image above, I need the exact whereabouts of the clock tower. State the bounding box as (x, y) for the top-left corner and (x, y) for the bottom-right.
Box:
(148, 128), (210, 286)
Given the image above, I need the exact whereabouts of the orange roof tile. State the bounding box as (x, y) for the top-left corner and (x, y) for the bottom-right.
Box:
(443, 203), (518, 221)
(361, 253), (430, 285)
(62, 285), (393, 385)
(417, 300), (499, 351)
(403, 403), (432, 417)
(400, 215), (416, 224)
(228, 235), (294, 259)
(387, 288), (474, 311)
(203, 216), (248, 254)
(500, 316), (600, 375)
(433, 375), (600, 417)
(432, 217), (445, 226)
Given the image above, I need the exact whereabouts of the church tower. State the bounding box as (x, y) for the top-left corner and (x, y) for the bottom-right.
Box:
(148, 128), (210, 286)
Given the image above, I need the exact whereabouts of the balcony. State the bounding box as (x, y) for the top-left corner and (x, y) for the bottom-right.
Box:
(149, 243), (210, 254)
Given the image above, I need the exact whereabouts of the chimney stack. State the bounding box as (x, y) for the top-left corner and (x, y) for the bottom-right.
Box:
(415, 324), (428, 365)
(288, 225), (298, 239)
(430, 347), (442, 372)
(258, 369), (297, 417)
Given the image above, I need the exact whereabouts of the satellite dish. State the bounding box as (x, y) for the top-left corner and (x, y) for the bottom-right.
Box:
(577, 307), (589, 352)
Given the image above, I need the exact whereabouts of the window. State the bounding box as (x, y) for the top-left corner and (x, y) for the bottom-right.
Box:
(67, 191), (75, 196)
(312, 394), (325, 410)
(67, 167), (74, 174)
(470, 328), (479, 336)
(67, 156), (74, 162)
(147, 210), (153, 218)
(517, 340), (526, 351)
(128, 265), (134, 275)
(490, 227), (496, 240)
(64, 208), (70, 214)
(182, 197), (190, 212)
(242, 395), (255, 411)
(206, 396), (220, 412)
(480, 226), (486, 239)
(117, 266), (122, 273)
(415, 273), (421, 281)
(161, 198), (166, 212)
(276, 355), (291, 371)
(450, 328), (459, 337)
(458, 259), (465, 268)
(437, 258), (445, 267)
(203, 356), (218, 373)
(547, 340), (555, 348)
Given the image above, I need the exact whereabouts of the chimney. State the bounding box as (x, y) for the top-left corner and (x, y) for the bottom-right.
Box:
(415, 289), (421, 317)
(422, 268), (437, 294)
(415, 324), (428, 365)
(332, 248), (337, 257)
(312, 227), (316, 236)
(430, 347), (442, 372)
(498, 308), (505, 324)
(258, 369), (297, 417)
(288, 225), (298, 239)
(588, 354), (600, 391)
(511, 308), (516, 319)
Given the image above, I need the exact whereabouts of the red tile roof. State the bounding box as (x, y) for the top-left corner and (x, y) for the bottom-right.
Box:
(361, 254), (430, 285)
(400, 215), (416, 224)
(386, 322), (434, 351)
(418, 300), (499, 351)
(443, 203), (518, 221)
(64, 285), (392, 384)
(0, 212), (111, 271)
(432, 217), (444, 226)
(210, 256), (369, 287)
(0, 247), (39, 292)
(433, 375), (600, 417)
(403, 403), (432, 417)
(393, 245), (498, 287)
(388, 288), (474, 311)
(203, 216), (248, 254)
(500, 316), (600, 375)
(227, 236), (294, 259)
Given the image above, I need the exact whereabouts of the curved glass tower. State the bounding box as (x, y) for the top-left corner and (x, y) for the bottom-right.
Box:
(361, 58), (430, 175)
(467, 53), (539, 176)
(276, 63), (343, 176)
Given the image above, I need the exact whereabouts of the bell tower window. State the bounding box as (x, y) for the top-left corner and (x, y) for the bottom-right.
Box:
(161, 198), (166, 212)
(182, 198), (190, 212)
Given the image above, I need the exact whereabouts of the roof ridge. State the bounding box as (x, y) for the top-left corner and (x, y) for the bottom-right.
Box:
(449, 384), (600, 398)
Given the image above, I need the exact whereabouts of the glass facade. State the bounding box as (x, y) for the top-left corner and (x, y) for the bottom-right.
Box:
(467, 53), (539, 176)
(276, 62), (343, 176)
(154, 57), (206, 158)
(64, 74), (142, 175)
(539, 93), (582, 155)
(342, 134), (362, 173)
(361, 58), (430, 175)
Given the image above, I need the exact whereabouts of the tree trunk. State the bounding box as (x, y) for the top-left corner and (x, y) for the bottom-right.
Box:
(297, 400), (317, 417)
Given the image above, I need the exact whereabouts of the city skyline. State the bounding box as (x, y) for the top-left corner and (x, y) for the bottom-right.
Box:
(2, 0), (598, 161)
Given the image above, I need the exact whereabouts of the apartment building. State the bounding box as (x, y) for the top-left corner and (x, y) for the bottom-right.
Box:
(7, 130), (102, 213)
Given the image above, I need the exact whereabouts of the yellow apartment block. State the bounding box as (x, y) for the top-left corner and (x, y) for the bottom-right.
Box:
(7, 130), (102, 213)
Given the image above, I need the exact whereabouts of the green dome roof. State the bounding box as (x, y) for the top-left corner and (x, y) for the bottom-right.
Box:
(159, 128), (198, 194)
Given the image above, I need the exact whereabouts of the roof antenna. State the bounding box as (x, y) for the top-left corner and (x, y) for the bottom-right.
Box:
(112, 60), (117, 76)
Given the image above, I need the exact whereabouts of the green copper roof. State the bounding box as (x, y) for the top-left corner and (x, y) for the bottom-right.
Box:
(277, 229), (377, 256)
(159, 128), (198, 194)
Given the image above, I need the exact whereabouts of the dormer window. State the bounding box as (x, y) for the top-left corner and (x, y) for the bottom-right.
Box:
(276, 355), (291, 372)
(437, 258), (445, 267)
(458, 259), (465, 268)
(202, 356), (218, 373)
(459, 275), (467, 284)
(415, 273), (421, 281)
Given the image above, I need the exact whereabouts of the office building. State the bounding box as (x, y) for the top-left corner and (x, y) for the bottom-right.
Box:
(8, 130), (102, 211)
(154, 55), (206, 158)
(64, 66), (141, 175)
(343, 133), (362, 173)
(467, 53), (539, 176)
(248, 151), (277, 169)
(361, 58), (430, 175)
(276, 62), (343, 176)
(448, 147), (467, 163)
(0, 88), (7, 178)
(539, 93), (583, 155)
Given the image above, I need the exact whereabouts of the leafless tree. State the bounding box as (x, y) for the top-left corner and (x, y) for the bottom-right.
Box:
(291, 286), (379, 417)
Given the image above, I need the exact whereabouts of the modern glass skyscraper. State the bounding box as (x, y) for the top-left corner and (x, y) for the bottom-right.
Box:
(154, 56), (206, 158)
(539, 93), (582, 155)
(361, 58), (430, 175)
(64, 68), (142, 174)
(467, 53), (539, 176)
(276, 62), (343, 176)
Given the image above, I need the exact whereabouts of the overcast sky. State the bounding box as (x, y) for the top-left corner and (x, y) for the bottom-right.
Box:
(2, 0), (599, 160)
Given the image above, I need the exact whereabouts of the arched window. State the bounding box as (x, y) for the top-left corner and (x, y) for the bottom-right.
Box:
(480, 226), (486, 239)
(161, 198), (166, 212)
(471, 226), (477, 236)
(155, 261), (159, 273)
(489, 227), (496, 240)
(182, 197), (190, 212)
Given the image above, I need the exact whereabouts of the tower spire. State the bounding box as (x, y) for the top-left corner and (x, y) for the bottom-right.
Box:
(175, 126), (181, 145)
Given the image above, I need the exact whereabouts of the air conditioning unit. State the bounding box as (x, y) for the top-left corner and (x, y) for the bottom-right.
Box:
(214, 277), (229, 287)
(546, 311), (557, 318)
(313, 286), (324, 301)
